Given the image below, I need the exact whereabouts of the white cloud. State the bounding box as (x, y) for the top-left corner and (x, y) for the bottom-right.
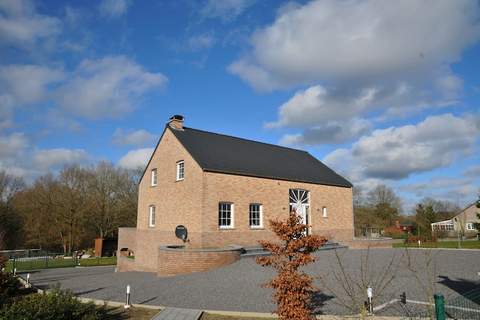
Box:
(230, 0), (480, 90)
(463, 165), (480, 177)
(98, 0), (131, 19)
(256, 1), (480, 146)
(280, 118), (371, 146)
(200, 0), (255, 22)
(32, 148), (89, 170)
(117, 148), (153, 170)
(186, 34), (216, 51)
(324, 114), (480, 180)
(0, 64), (64, 105)
(112, 128), (157, 147)
(0, 132), (89, 178)
(0, 0), (61, 47)
(54, 56), (167, 119)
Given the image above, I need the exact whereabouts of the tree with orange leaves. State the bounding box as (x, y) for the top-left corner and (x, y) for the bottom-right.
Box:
(257, 211), (326, 320)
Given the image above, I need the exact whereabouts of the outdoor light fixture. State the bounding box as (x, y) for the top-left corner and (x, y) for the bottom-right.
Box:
(26, 273), (30, 288)
(124, 285), (131, 309)
(367, 285), (373, 314)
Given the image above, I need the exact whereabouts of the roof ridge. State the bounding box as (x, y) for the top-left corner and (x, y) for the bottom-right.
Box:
(182, 126), (308, 154)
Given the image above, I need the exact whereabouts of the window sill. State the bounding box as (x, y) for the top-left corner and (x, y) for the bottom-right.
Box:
(175, 179), (184, 182)
(219, 227), (235, 230)
(250, 227), (265, 230)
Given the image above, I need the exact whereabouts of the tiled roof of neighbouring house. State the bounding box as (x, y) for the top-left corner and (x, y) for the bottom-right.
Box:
(170, 126), (352, 188)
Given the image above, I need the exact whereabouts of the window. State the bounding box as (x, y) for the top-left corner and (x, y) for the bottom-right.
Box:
(466, 223), (475, 231)
(219, 202), (234, 229)
(151, 169), (157, 186)
(249, 204), (263, 228)
(322, 207), (327, 218)
(176, 161), (184, 181)
(148, 205), (156, 227)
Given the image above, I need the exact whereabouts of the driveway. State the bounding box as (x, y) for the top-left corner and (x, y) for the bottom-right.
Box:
(27, 248), (480, 316)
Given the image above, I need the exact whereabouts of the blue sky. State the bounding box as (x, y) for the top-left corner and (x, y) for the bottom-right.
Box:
(0, 0), (479, 212)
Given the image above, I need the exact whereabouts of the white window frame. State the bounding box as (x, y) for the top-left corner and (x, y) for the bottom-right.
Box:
(148, 205), (156, 228)
(249, 204), (263, 229)
(176, 160), (184, 181)
(151, 168), (157, 186)
(466, 222), (475, 231)
(322, 206), (328, 218)
(219, 202), (234, 229)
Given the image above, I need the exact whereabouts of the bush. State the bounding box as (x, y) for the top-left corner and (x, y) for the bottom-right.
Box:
(383, 227), (408, 239)
(0, 288), (105, 320)
(0, 269), (23, 307)
(406, 235), (437, 244)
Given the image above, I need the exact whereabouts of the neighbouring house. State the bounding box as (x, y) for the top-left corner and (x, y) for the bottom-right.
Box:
(118, 115), (354, 274)
(431, 202), (480, 238)
(383, 220), (415, 237)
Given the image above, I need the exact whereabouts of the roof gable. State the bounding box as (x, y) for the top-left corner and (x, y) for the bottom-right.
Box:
(170, 126), (352, 188)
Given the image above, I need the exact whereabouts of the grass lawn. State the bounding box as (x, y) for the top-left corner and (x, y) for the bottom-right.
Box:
(201, 314), (275, 320)
(6, 256), (117, 272)
(393, 240), (480, 249)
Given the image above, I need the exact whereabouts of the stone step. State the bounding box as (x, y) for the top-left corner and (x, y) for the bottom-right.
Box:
(151, 307), (202, 320)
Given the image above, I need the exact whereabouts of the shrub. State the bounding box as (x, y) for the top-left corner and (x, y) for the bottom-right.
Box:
(0, 288), (105, 320)
(383, 227), (408, 239)
(0, 268), (23, 307)
(406, 235), (437, 244)
(257, 211), (326, 320)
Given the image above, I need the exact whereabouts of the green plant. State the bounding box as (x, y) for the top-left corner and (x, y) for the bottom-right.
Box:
(0, 288), (106, 320)
(0, 266), (23, 307)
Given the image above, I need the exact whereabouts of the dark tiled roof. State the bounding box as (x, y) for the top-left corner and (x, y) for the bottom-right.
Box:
(170, 126), (352, 188)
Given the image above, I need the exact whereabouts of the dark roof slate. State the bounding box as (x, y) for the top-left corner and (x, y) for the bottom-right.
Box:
(170, 126), (352, 188)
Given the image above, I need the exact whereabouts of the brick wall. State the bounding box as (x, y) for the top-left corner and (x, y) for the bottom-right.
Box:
(157, 246), (241, 277)
(201, 171), (354, 247)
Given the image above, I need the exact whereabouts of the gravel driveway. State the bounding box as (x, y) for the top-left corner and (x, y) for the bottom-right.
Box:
(27, 248), (480, 316)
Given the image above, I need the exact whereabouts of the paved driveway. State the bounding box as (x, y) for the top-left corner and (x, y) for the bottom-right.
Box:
(27, 248), (480, 315)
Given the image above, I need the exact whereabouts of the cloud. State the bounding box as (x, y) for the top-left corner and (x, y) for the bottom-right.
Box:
(400, 176), (478, 205)
(32, 148), (89, 170)
(0, 132), (88, 178)
(98, 0), (131, 19)
(324, 113), (480, 181)
(230, 0), (480, 91)
(463, 165), (480, 177)
(185, 34), (216, 51)
(117, 148), (153, 169)
(200, 0), (255, 22)
(0, 64), (64, 104)
(0, 0), (61, 47)
(280, 118), (371, 146)
(255, 1), (480, 146)
(112, 129), (157, 147)
(54, 56), (167, 119)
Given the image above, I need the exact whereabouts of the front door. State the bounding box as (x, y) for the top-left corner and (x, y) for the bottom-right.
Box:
(289, 189), (310, 235)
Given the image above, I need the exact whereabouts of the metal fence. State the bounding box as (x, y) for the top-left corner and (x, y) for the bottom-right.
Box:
(445, 288), (480, 320)
(2, 249), (116, 272)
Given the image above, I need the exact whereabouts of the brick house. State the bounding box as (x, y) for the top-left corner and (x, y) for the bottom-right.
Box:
(118, 115), (354, 272)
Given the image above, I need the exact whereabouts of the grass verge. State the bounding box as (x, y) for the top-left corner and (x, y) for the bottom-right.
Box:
(6, 256), (117, 272)
(393, 240), (480, 249)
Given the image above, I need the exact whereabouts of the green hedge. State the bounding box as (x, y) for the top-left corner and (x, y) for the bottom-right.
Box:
(0, 289), (106, 320)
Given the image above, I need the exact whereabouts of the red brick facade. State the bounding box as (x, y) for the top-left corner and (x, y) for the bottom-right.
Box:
(117, 120), (354, 274)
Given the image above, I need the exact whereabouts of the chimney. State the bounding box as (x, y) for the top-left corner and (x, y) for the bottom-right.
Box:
(168, 115), (184, 130)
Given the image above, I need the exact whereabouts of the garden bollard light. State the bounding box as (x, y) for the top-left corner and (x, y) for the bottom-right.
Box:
(13, 268), (16, 277)
(26, 273), (30, 288)
(124, 285), (131, 309)
(367, 285), (373, 314)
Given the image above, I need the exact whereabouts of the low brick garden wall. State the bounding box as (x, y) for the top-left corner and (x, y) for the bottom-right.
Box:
(157, 245), (243, 277)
